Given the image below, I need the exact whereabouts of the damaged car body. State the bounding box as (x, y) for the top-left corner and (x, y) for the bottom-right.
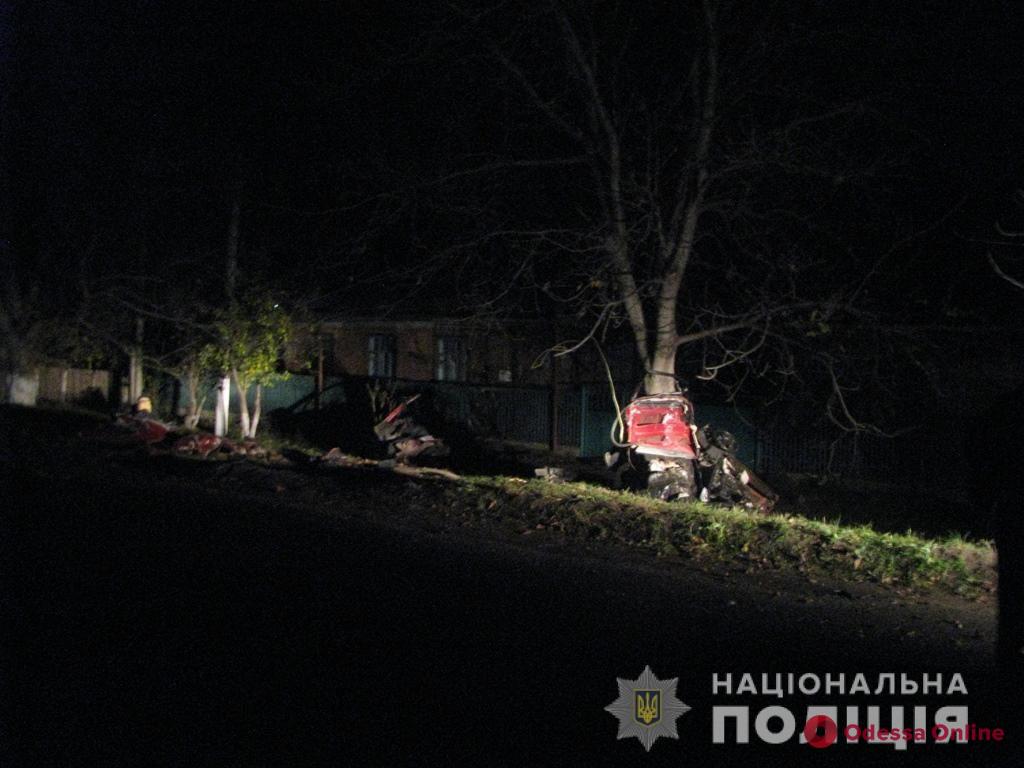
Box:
(622, 392), (777, 512)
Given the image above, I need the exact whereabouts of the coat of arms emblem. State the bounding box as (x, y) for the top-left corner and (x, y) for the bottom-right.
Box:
(635, 690), (661, 725)
(605, 666), (690, 751)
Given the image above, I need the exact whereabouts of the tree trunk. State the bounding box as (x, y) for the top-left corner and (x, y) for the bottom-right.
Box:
(214, 375), (230, 437)
(186, 376), (199, 429)
(233, 368), (250, 439)
(128, 316), (145, 403)
(250, 383), (262, 438)
(638, 7), (716, 396)
(645, 335), (680, 395)
(184, 368), (203, 429)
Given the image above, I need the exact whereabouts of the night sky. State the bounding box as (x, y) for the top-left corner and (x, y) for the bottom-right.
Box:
(4, 0), (1024, 386)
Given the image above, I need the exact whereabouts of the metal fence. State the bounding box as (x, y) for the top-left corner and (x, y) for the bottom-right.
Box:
(192, 374), (767, 463)
(37, 367), (111, 405)
(408, 381), (583, 449)
(757, 429), (898, 482)
(168, 372), (930, 483)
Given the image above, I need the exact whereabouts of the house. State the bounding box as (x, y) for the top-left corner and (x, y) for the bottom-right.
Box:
(280, 313), (665, 455)
(291, 315), (639, 387)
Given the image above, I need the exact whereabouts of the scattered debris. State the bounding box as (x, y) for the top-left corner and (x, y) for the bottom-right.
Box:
(87, 413), (171, 447)
(391, 464), (460, 481)
(373, 394), (449, 465)
(127, 417), (171, 445)
(319, 447), (376, 468)
(316, 446), (460, 481)
(238, 439), (269, 459)
(533, 466), (577, 483)
(174, 432), (227, 458)
(173, 432), (269, 459)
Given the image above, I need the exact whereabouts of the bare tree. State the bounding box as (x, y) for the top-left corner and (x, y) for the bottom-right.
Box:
(988, 188), (1024, 291)
(402, 0), (900, 416)
(978, 189), (1024, 685)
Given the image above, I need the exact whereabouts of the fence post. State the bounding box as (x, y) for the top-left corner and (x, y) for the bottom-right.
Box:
(548, 354), (560, 451)
(755, 416), (764, 474)
(315, 339), (324, 411)
(579, 384), (589, 455)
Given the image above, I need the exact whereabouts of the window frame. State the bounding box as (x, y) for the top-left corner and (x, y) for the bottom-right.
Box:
(367, 333), (397, 379)
(435, 335), (467, 382)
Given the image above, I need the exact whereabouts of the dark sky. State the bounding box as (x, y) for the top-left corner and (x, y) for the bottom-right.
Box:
(5, 1), (1024, 315)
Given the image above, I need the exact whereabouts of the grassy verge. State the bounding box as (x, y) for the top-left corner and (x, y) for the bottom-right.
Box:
(3, 405), (993, 597)
(436, 476), (995, 597)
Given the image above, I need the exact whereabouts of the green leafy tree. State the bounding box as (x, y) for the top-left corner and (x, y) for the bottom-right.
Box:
(203, 295), (292, 438)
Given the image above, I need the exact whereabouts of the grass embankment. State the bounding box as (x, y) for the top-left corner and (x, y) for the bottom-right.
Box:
(437, 476), (995, 597)
(1, 404), (994, 597)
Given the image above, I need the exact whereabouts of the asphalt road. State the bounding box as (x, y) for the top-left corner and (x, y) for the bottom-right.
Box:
(1, 446), (1016, 767)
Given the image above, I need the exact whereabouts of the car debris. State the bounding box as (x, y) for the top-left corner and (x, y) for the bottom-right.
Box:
(315, 446), (460, 481)
(319, 446), (377, 468)
(373, 394), (449, 465)
(621, 391), (777, 511)
(533, 466), (577, 483)
(173, 432), (227, 458)
(87, 408), (172, 447)
(173, 433), (268, 459)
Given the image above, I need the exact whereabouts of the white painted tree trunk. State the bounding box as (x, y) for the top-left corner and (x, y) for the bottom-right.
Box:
(214, 376), (230, 437)
(249, 383), (262, 438)
(128, 316), (145, 403)
(128, 349), (144, 403)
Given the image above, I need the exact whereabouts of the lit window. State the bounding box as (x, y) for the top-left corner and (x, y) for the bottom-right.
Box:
(435, 336), (467, 381)
(368, 334), (396, 378)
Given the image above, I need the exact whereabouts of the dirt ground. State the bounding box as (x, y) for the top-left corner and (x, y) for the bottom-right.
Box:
(1, 407), (1015, 766)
